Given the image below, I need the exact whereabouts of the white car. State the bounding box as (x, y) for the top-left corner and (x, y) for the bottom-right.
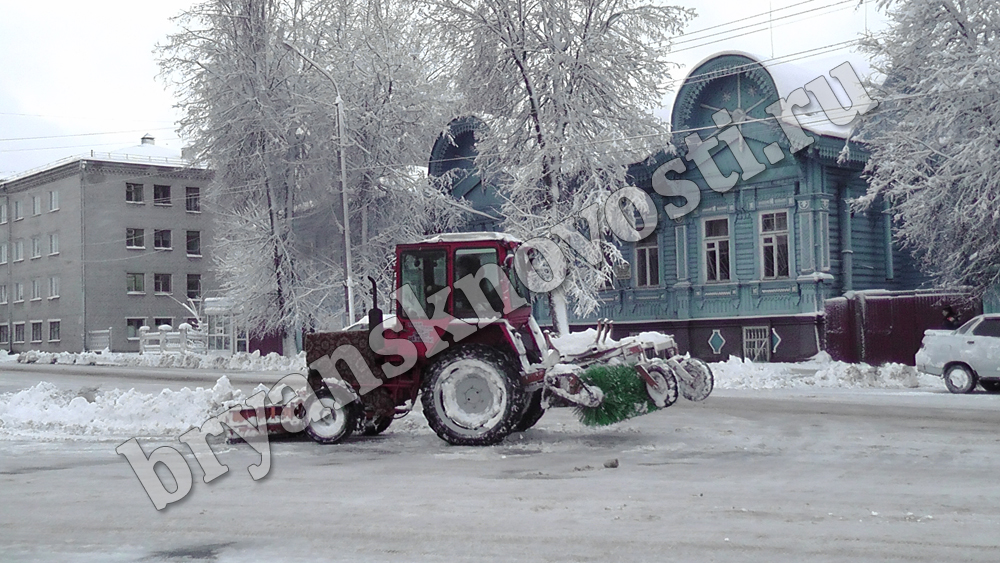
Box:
(915, 314), (1000, 394)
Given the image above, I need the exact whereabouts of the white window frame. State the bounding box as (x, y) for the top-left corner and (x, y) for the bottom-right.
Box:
(49, 276), (60, 299)
(126, 183), (144, 204)
(0, 323), (9, 344)
(153, 317), (173, 329)
(13, 282), (24, 303)
(154, 273), (172, 294)
(126, 273), (145, 294)
(0, 242), (6, 264)
(49, 233), (59, 255)
(13, 322), (26, 344)
(185, 187), (201, 213)
(759, 211), (791, 280)
(153, 229), (172, 250)
(48, 319), (61, 342)
(702, 216), (732, 284)
(31, 279), (41, 301)
(635, 235), (660, 288)
(126, 228), (145, 249)
(48, 190), (59, 212)
(31, 196), (41, 216)
(0, 284), (7, 304)
(186, 230), (202, 257)
(13, 200), (23, 221)
(153, 184), (172, 206)
(126, 318), (146, 340)
(30, 236), (41, 259)
(12, 240), (23, 262)
(0, 202), (6, 224)
(30, 320), (43, 343)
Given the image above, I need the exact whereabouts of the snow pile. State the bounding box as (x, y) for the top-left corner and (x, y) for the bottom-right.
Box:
(15, 349), (307, 372)
(550, 328), (675, 357)
(710, 355), (934, 390)
(0, 377), (253, 440)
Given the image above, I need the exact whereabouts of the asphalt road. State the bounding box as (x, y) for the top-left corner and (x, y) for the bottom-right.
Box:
(1, 365), (998, 562)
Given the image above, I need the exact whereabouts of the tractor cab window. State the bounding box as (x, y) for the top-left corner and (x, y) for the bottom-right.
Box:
(454, 248), (502, 318)
(399, 250), (448, 318)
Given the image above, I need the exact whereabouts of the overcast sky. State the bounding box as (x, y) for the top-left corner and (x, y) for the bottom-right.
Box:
(0, 0), (887, 178)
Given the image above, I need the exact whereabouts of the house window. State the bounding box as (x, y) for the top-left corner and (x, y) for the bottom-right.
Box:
(0, 243), (6, 264)
(48, 320), (60, 342)
(153, 184), (171, 205)
(12, 240), (22, 262)
(154, 273), (172, 294)
(13, 200), (22, 220)
(635, 236), (660, 287)
(31, 321), (43, 343)
(743, 326), (770, 362)
(761, 211), (790, 279)
(48, 190), (59, 212)
(186, 187), (201, 212)
(186, 231), (201, 256)
(31, 196), (41, 216)
(0, 202), (6, 223)
(30, 236), (41, 259)
(154, 317), (173, 329)
(0, 324), (8, 344)
(49, 233), (59, 255)
(187, 274), (201, 300)
(49, 276), (59, 299)
(31, 279), (41, 301)
(14, 323), (25, 344)
(0, 284), (6, 304)
(126, 318), (146, 340)
(704, 218), (731, 283)
(126, 273), (145, 294)
(154, 229), (172, 250)
(126, 183), (144, 203)
(126, 228), (144, 249)
(14, 282), (24, 303)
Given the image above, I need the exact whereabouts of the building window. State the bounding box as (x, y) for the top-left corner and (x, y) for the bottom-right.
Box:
(49, 276), (60, 299)
(126, 273), (145, 294)
(48, 320), (60, 342)
(153, 229), (172, 250)
(12, 240), (22, 262)
(635, 236), (660, 287)
(13, 200), (22, 220)
(0, 243), (6, 264)
(0, 202), (6, 224)
(0, 324), (8, 345)
(154, 184), (171, 205)
(187, 274), (202, 300)
(743, 326), (771, 362)
(30, 236), (41, 259)
(31, 196), (41, 216)
(13, 282), (24, 303)
(126, 183), (144, 203)
(154, 273), (172, 294)
(0, 284), (6, 304)
(49, 233), (59, 255)
(31, 279), (41, 301)
(48, 190), (59, 212)
(126, 228), (145, 249)
(153, 317), (173, 329)
(761, 211), (790, 279)
(704, 218), (731, 283)
(186, 187), (201, 212)
(31, 321), (43, 343)
(186, 231), (201, 256)
(126, 318), (145, 340)
(14, 323), (25, 344)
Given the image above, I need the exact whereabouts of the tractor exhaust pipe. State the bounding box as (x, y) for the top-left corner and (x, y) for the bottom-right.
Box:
(368, 276), (383, 332)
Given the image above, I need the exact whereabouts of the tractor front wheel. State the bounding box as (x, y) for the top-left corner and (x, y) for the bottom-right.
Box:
(422, 345), (524, 446)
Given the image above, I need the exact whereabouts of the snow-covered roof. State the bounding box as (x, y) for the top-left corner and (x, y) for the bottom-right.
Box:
(417, 232), (522, 244)
(677, 50), (877, 139)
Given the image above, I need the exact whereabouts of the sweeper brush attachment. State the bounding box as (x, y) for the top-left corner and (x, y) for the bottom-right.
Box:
(575, 365), (663, 426)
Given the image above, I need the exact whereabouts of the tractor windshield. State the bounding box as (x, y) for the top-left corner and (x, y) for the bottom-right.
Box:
(399, 249), (448, 318)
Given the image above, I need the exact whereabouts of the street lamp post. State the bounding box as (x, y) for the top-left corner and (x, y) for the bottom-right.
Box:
(282, 41), (355, 325)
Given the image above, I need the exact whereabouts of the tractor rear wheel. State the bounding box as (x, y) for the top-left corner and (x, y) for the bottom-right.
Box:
(513, 390), (545, 432)
(421, 345), (524, 446)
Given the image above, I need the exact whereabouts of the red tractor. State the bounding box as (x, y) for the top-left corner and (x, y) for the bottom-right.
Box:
(241, 233), (713, 446)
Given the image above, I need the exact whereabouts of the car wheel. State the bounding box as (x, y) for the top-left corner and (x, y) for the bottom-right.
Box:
(944, 364), (978, 394)
(979, 381), (1000, 394)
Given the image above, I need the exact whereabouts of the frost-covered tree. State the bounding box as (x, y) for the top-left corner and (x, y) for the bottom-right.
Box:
(420, 0), (692, 334)
(855, 0), (1000, 296)
(160, 0), (460, 351)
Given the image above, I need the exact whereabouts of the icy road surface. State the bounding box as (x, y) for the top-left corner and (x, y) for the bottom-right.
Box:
(1, 365), (999, 562)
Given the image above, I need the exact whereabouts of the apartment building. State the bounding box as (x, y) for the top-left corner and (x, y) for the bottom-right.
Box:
(0, 135), (215, 353)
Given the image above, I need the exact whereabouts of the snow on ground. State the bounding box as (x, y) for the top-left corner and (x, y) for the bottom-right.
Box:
(10, 349), (306, 371)
(710, 353), (940, 390)
(0, 377), (264, 440)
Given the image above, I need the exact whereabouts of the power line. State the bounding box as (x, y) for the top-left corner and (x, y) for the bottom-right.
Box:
(0, 128), (177, 143)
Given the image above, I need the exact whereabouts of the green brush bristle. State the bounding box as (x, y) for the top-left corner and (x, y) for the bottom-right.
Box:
(574, 364), (658, 426)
